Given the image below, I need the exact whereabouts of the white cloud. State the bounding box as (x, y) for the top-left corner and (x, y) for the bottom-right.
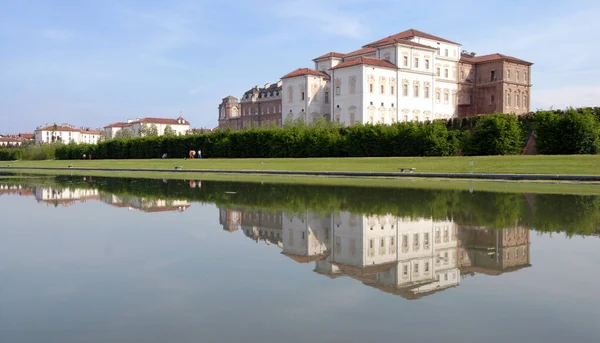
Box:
(41, 29), (73, 41)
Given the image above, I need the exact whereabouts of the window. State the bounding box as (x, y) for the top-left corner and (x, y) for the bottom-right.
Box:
(460, 70), (465, 80)
(391, 86), (395, 95)
(516, 71), (520, 81)
(524, 71), (528, 81)
(324, 91), (329, 103)
(380, 239), (384, 247)
(516, 94), (520, 107)
(369, 84), (374, 93)
(445, 48), (448, 56)
(507, 69), (511, 79)
(425, 262), (430, 272)
(267, 107), (270, 114)
(403, 56), (408, 66)
(424, 233), (429, 246)
(490, 70), (496, 81)
(336, 86), (340, 95)
(414, 234), (419, 247)
(369, 239), (374, 249)
(523, 95), (528, 107)
(403, 84), (408, 96)
(444, 92), (449, 104)
(506, 92), (511, 106)
(436, 68), (440, 77)
(425, 59), (430, 69)
(403, 265), (408, 276)
(425, 86), (430, 99)
(402, 235), (408, 248)
(414, 84), (419, 97)
(380, 85), (384, 94)
(414, 57), (419, 68)
(436, 90), (441, 103)
(301, 91), (305, 100)
(390, 237), (395, 245)
(414, 264), (419, 273)
(444, 69), (449, 78)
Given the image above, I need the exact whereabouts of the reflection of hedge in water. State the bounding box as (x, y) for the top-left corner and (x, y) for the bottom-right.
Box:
(53, 176), (600, 237)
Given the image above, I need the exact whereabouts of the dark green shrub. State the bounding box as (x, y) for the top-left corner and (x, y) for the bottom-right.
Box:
(464, 114), (524, 155)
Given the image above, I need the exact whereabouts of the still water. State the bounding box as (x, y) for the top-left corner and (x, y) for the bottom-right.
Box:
(0, 175), (599, 342)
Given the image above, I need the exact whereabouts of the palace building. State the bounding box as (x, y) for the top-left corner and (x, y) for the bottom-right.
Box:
(219, 29), (532, 128)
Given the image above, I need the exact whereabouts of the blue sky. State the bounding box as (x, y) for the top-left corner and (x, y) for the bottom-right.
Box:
(1, 0), (599, 134)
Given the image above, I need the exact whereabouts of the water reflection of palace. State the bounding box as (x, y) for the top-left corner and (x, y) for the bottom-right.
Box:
(0, 182), (190, 213)
(220, 207), (531, 300)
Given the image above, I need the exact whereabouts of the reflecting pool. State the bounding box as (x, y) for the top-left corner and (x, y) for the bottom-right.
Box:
(0, 176), (599, 342)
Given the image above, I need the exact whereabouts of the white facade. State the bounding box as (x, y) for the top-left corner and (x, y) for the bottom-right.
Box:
(282, 72), (330, 124)
(34, 125), (101, 144)
(104, 117), (190, 138)
(282, 29), (464, 125)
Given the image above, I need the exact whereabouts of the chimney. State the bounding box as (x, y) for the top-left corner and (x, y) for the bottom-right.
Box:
(470, 52), (476, 57)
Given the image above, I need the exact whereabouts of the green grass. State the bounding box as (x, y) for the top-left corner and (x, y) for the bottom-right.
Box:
(4, 155), (600, 175)
(5, 168), (600, 196)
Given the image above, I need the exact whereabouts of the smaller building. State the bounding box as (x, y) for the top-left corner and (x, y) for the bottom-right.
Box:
(219, 81), (283, 131)
(34, 124), (102, 144)
(0, 133), (35, 147)
(104, 116), (190, 138)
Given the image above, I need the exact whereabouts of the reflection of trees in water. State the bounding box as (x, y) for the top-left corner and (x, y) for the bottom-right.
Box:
(36, 176), (600, 237)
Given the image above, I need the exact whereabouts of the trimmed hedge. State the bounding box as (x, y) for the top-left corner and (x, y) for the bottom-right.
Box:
(44, 107), (600, 160)
(0, 149), (24, 161)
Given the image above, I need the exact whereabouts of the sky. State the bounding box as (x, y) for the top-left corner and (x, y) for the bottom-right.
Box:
(1, 0), (599, 134)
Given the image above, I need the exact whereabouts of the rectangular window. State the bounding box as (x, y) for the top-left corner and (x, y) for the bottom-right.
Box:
(324, 91), (329, 103)
(403, 265), (408, 276)
(267, 108), (270, 114)
(424, 233), (429, 246)
(390, 237), (395, 246)
(516, 94), (520, 107)
(369, 239), (374, 249)
(380, 239), (384, 247)
(402, 235), (408, 248)
(336, 86), (340, 95)
(460, 70), (465, 79)
(507, 69), (511, 79)
(414, 234), (419, 247)
(414, 264), (419, 273)
(490, 70), (495, 81)
(403, 56), (408, 67)
(425, 262), (430, 272)
(301, 92), (305, 100)
(444, 69), (449, 78)
(414, 58), (419, 68)
(506, 93), (511, 106)
(436, 91), (440, 102)
(425, 86), (430, 99)
(436, 68), (440, 77)
(425, 59), (430, 69)
(380, 85), (384, 94)
(445, 48), (448, 56)
(369, 84), (374, 93)
(524, 72), (528, 81)
(402, 84), (408, 96)
(414, 85), (419, 97)
(523, 95), (528, 107)
(516, 71), (520, 81)
(391, 86), (395, 95)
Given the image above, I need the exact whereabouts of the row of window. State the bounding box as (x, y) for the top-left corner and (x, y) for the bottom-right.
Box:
(242, 105), (282, 116)
(486, 70), (529, 83)
(489, 93), (529, 108)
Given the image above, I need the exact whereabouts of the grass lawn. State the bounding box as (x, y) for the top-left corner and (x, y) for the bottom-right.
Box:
(4, 168), (600, 195)
(3, 155), (600, 175)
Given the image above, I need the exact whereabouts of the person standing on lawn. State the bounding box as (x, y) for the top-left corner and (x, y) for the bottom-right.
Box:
(197, 149), (202, 159)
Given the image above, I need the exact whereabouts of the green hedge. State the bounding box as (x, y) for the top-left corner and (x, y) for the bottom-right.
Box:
(0, 148), (24, 161)
(45, 107), (600, 160)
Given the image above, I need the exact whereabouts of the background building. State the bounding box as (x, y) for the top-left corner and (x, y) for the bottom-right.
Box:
(219, 81), (283, 131)
(103, 116), (190, 138)
(34, 124), (102, 144)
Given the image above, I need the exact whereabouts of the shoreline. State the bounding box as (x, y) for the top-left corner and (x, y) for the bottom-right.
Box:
(3, 166), (600, 182)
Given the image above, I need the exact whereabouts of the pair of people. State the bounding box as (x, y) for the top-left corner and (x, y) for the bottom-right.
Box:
(188, 149), (202, 159)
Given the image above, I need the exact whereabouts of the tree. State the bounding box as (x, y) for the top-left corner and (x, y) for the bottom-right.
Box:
(140, 123), (158, 137)
(465, 114), (524, 155)
(163, 125), (176, 136)
(114, 128), (135, 139)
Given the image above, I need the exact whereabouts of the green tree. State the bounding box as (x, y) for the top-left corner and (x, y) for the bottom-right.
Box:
(140, 123), (158, 137)
(465, 114), (524, 155)
(114, 129), (134, 139)
(163, 125), (176, 136)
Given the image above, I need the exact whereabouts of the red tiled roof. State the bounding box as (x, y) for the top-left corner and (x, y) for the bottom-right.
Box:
(460, 53), (533, 66)
(104, 122), (132, 128)
(312, 52), (345, 61)
(364, 28), (459, 47)
(19, 133), (34, 139)
(331, 57), (399, 70)
(0, 137), (24, 142)
(281, 252), (329, 263)
(80, 130), (101, 135)
(35, 125), (81, 133)
(281, 68), (330, 80)
(344, 47), (377, 58)
(141, 205), (190, 213)
(137, 117), (189, 125)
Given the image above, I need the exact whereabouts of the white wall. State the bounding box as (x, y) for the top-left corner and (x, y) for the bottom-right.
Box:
(361, 66), (398, 124)
(330, 65), (363, 125)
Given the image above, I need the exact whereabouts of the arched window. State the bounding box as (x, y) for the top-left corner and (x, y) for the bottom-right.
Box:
(349, 106), (357, 125)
